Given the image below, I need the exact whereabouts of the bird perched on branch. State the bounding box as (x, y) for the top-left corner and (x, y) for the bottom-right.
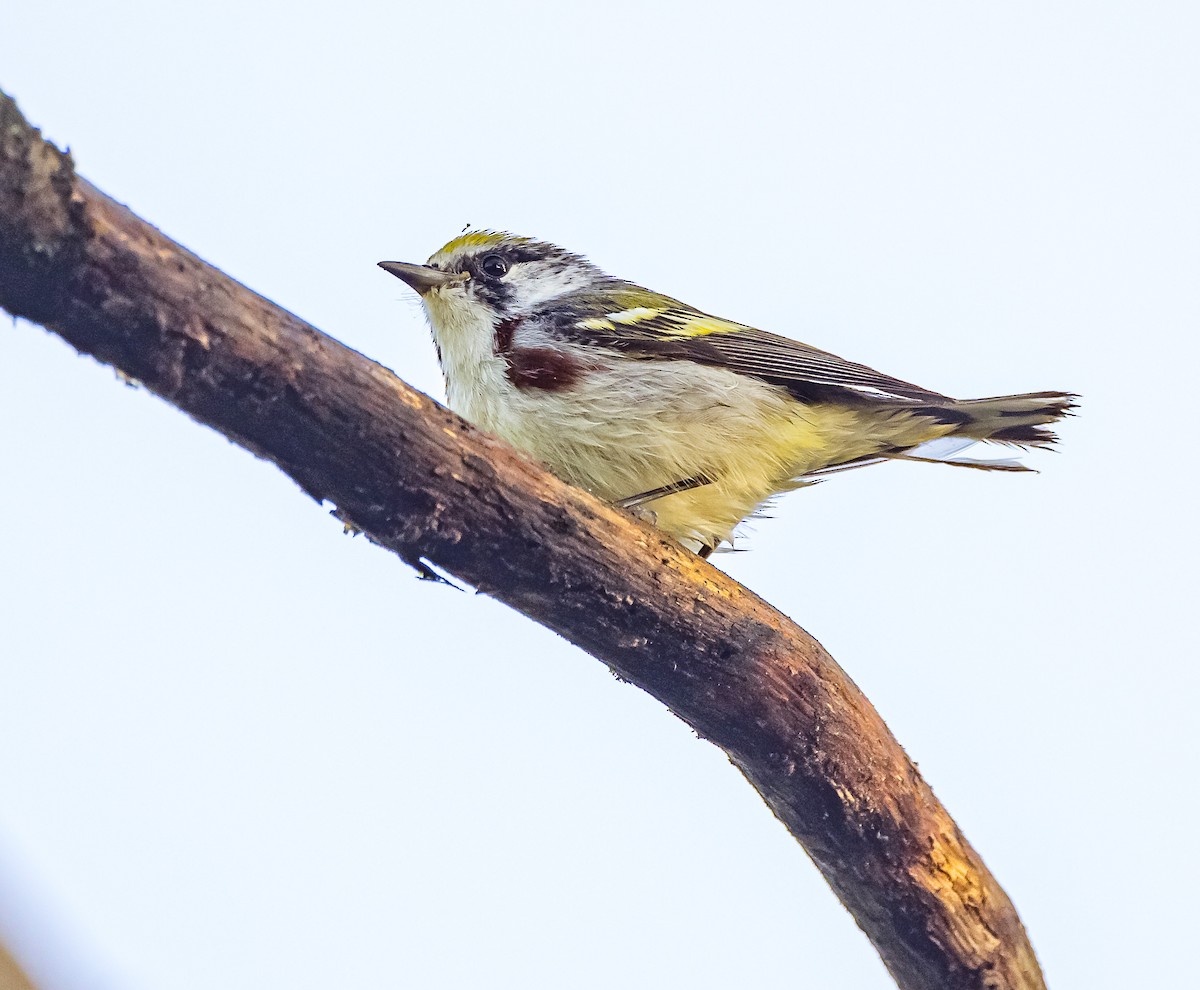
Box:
(381, 231), (1074, 557)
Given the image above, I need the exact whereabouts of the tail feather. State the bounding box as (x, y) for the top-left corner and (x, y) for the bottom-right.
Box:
(952, 391), (1078, 447)
(889, 450), (1031, 472)
(797, 392), (1077, 482)
(802, 435), (1035, 481)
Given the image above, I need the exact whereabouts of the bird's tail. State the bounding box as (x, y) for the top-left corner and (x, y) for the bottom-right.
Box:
(801, 390), (1078, 479)
(948, 391), (1078, 447)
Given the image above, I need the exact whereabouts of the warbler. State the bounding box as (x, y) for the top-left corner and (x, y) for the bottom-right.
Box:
(380, 231), (1074, 556)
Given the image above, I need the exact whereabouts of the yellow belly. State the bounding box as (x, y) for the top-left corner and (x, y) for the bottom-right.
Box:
(482, 359), (954, 551)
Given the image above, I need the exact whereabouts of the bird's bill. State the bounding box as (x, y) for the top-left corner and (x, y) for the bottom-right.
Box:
(377, 261), (469, 295)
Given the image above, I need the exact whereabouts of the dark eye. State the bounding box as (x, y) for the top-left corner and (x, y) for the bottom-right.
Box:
(480, 254), (509, 279)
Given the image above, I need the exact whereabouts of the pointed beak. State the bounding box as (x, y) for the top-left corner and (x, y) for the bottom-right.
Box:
(378, 261), (469, 296)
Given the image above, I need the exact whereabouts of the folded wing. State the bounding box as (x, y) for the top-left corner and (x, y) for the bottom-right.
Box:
(552, 293), (954, 405)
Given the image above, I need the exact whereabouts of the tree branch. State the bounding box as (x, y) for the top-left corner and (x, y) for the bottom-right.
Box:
(0, 941), (39, 990)
(0, 90), (1045, 990)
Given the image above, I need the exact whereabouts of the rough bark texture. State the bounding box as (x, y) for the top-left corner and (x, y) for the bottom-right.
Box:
(0, 90), (1045, 990)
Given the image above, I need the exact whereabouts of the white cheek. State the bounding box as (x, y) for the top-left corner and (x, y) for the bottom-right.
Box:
(509, 264), (590, 309)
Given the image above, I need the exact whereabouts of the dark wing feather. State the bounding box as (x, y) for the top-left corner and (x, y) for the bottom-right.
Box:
(548, 291), (954, 405)
(689, 325), (952, 403)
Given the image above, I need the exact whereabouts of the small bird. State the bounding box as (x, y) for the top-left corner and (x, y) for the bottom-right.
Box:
(381, 232), (1074, 556)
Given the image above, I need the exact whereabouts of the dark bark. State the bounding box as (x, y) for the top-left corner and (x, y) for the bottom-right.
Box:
(0, 90), (1045, 990)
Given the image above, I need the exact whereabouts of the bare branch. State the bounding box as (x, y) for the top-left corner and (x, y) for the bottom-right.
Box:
(0, 90), (1044, 990)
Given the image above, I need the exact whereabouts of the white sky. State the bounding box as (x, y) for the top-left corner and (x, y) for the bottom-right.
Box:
(1, 2), (1197, 988)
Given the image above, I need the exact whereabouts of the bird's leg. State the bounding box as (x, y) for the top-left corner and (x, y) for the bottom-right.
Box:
(615, 475), (719, 560)
(615, 474), (713, 510)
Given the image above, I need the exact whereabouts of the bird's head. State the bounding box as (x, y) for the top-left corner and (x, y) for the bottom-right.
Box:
(380, 231), (608, 331)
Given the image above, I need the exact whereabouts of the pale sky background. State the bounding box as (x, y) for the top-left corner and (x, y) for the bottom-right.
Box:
(1, 3), (1197, 988)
